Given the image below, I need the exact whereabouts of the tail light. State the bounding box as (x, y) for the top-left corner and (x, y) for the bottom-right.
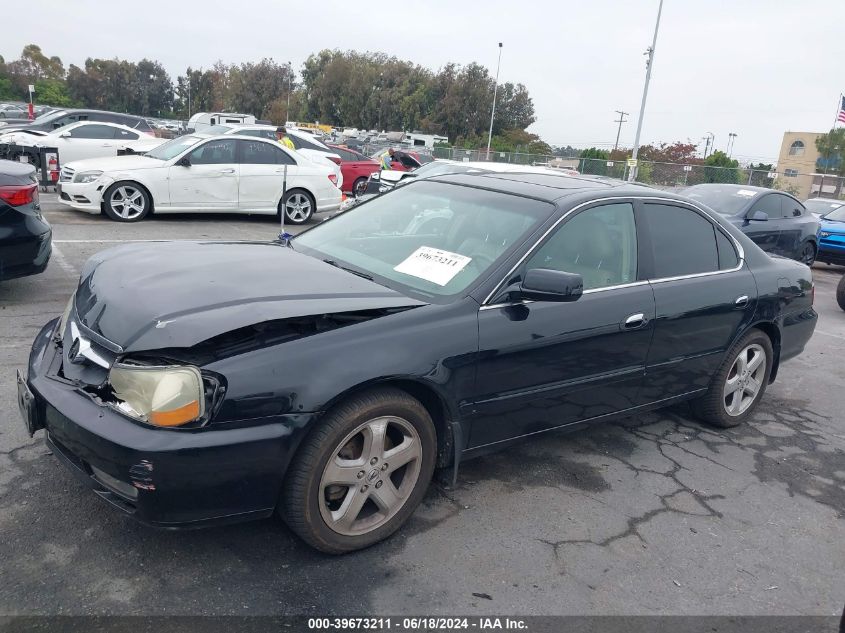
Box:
(328, 174), (338, 186)
(0, 184), (38, 206)
(328, 155), (342, 165)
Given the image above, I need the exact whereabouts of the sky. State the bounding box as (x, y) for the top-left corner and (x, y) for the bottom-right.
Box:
(6, 0), (845, 163)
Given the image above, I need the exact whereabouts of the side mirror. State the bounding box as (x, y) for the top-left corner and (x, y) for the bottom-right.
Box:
(518, 268), (583, 302)
(176, 156), (191, 167)
(749, 210), (768, 221)
(59, 131), (70, 138)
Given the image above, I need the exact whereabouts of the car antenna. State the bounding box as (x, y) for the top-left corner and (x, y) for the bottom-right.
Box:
(277, 164), (293, 244)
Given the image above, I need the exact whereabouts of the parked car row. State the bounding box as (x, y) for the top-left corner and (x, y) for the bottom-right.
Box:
(0, 108), (154, 134)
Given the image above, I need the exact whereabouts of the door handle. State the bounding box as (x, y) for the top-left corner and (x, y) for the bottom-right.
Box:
(735, 295), (749, 308)
(623, 313), (647, 329)
(219, 168), (235, 174)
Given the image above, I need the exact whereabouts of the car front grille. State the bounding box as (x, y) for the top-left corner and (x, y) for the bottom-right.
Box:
(59, 166), (75, 182)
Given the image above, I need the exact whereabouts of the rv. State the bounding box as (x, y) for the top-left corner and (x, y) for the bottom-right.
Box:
(188, 112), (256, 132)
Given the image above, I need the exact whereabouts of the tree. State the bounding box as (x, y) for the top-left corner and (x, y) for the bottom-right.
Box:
(747, 162), (774, 187)
(578, 147), (611, 175)
(703, 150), (741, 183)
(814, 128), (845, 177)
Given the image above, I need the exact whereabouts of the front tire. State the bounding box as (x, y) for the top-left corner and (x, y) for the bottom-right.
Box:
(279, 189), (314, 225)
(837, 275), (845, 311)
(103, 182), (151, 222)
(691, 328), (773, 428)
(280, 387), (437, 554)
(353, 177), (368, 198)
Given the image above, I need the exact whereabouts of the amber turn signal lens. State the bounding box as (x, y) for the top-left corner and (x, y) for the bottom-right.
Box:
(149, 400), (201, 427)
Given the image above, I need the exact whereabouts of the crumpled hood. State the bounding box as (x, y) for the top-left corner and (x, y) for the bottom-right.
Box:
(64, 154), (164, 174)
(74, 241), (425, 352)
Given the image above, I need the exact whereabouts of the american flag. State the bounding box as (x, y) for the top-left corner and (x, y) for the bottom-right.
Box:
(839, 96), (845, 124)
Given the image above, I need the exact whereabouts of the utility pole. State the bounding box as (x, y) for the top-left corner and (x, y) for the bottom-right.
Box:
(286, 61), (293, 124)
(628, 0), (664, 181)
(613, 110), (629, 151)
(486, 42), (503, 157)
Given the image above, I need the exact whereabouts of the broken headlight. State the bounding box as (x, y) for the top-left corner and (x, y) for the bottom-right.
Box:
(108, 364), (205, 427)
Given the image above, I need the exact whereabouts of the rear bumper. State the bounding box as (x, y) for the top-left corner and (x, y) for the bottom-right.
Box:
(24, 320), (318, 528)
(0, 228), (51, 281)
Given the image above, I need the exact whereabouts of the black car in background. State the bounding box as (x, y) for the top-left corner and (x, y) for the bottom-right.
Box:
(683, 184), (819, 265)
(20, 173), (816, 553)
(0, 108), (154, 135)
(0, 159), (51, 281)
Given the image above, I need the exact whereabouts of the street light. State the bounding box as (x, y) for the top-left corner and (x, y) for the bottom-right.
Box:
(628, 0), (664, 181)
(727, 132), (738, 157)
(486, 42), (503, 157)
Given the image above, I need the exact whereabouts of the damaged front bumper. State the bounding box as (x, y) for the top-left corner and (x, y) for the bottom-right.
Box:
(22, 319), (317, 528)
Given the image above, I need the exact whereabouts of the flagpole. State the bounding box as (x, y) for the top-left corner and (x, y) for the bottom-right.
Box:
(832, 93), (842, 131)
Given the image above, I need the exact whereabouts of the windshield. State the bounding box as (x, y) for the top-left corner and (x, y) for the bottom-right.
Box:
(684, 185), (758, 216)
(145, 135), (203, 160)
(293, 180), (552, 301)
(823, 204), (845, 221)
(805, 199), (844, 216)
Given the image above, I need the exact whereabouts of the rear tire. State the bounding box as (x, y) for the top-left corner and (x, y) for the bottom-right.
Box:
(280, 387), (436, 554)
(798, 241), (816, 266)
(837, 275), (845, 311)
(690, 328), (773, 428)
(279, 189), (314, 225)
(353, 177), (368, 198)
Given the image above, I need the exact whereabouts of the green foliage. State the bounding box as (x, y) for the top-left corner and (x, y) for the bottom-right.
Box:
(578, 147), (610, 175)
(747, 162), (774, 188)
(814, 128), (845, 176)
(33, 79), (79, 107)
(703, 150), (741, 184)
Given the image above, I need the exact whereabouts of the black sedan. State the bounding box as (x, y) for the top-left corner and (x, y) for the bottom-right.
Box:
(683, 184), (820, 265)
(1, 159), (51, 281)
(19, 173), (816, 553)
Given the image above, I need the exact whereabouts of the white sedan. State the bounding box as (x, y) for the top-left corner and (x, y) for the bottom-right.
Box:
(0, 121), (166, 165)
(58, 134), (342, 224)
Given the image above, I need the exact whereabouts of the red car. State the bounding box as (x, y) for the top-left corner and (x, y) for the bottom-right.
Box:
(328, 145), (381, 196)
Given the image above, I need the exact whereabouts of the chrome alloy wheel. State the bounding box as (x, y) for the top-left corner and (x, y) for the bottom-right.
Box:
(319, 416), (422, 536)
(723, 343), (766, 416)
(109, 185), (146, 220)
(285, 193), (312, 222)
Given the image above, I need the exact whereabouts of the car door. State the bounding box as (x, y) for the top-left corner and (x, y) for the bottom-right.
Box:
(57, 124), (118, 162)
(168, 138), (238, 210)
(637, 200), (757, 402)
(237, 139), (299, 213)
(470, 200), (656, 449)
(743, 193), (783, 253)
(777, 196), (809, 257)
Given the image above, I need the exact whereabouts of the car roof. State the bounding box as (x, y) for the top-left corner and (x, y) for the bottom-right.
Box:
(428, 171), (660, 203)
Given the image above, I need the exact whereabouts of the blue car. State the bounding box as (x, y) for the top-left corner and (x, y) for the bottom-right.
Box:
(817, 203), (845, 266)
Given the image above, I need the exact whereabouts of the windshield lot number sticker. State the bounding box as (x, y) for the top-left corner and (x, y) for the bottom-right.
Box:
(394, 246), (472, 286)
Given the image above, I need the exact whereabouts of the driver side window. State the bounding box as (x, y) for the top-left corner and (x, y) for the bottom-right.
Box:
(525, 202), (637, 290)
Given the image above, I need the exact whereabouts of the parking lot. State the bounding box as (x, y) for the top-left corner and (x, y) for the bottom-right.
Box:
(1, 193), (844, 617)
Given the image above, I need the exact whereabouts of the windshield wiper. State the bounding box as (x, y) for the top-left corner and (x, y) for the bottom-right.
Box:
(322, 259), (374, 281)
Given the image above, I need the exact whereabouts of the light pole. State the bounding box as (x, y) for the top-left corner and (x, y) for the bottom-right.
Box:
(187, 79), (191, 119)
(628, 0), (664, 181)
(613, 110), (629, 151)
(286, 61), (293, 124)
(486, 42), (503, 157)
(727, 132), (737, 157)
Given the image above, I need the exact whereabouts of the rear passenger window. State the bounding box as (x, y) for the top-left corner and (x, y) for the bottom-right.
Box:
(780, 196), (804, 218)
(749, 194), (781, 220)
(642, 203), (719, 278)
(715, 230), (739, 270)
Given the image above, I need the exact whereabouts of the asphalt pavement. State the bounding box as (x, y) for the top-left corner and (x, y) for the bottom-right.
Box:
(1, 194), (843, 616)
